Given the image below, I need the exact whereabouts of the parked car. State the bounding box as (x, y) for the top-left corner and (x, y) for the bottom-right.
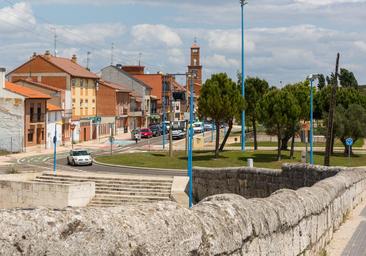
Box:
(172, 129), (186, 140)
(140, 128), (153, 138)
(193, 122), (204, 133)
(204, 122), (214, 131)
(67, 149), (92, 166)
(149, 125), (162, 137)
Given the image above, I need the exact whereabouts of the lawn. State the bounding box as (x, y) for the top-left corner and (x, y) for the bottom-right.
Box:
(0, 150), (8, 156)
(229, 139), (364, 148)
(95, 150), (366, 170)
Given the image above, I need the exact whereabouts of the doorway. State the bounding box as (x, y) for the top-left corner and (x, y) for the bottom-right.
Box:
(83, 128), (87, 141)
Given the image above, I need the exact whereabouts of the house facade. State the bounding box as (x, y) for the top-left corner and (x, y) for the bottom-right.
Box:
(7, 51), (99, 143)
(101, 65), (152, 129)
(0, 68), (50, 151)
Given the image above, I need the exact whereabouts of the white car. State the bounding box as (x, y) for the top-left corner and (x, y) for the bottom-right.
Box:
(193, 122), (204, 133)
(67, 149), (93, 166)
(172, 129), (186, 140)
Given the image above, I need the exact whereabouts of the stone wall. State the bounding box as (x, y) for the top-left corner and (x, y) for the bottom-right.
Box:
(0, 180), (95, 208)
(0, 165), (365, 255)
(193, 164), (341, 201)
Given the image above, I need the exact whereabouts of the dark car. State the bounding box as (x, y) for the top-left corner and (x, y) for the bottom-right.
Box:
(140, 128), (153, 138)
(149, 125), (162, 137)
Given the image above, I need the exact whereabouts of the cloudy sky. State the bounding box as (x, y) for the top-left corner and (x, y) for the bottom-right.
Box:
(0, 0), (365, 85)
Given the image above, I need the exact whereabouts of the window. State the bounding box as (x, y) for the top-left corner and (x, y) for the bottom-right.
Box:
(80, 79), (84, 87)
(28, 129), (34, 142)
(192, 49), (198, 53)
(80, 100), (83, 107)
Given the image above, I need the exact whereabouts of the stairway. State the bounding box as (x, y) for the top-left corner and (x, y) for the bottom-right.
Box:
(33, 173), (173, 207)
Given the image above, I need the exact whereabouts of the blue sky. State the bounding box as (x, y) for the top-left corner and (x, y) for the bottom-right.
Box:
(0, 0), (365, 85)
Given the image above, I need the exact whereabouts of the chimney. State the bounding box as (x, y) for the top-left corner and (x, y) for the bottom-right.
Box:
(71, 54), (77, 63)
(0, 67), (5, 89)
(116, 64), (122, 69)
(44, 50), (51, 59)
(31, 52), (37, 59)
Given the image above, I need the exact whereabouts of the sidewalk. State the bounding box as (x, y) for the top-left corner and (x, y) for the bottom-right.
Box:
(326, 187), (366, 255)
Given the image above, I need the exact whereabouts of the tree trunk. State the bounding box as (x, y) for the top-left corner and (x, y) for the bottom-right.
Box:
(281, 137), (290, 150)
(277, 125), (282, 161)
(215, 123), (220, 158)
(324, 53), (340, 166)
(331, 131), (335, 155)
(253, 117), (258, 150)
(290, 123), (296, 159)
(219, 120), (233, 151)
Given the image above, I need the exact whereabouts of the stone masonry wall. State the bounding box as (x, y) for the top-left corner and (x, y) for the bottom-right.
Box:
(0, 165), (365, 255)
(193, 164), (341, 201)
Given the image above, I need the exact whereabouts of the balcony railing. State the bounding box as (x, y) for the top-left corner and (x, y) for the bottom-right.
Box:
(30, 114), (45, 123)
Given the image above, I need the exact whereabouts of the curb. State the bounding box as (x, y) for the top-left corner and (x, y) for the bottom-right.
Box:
(93, 159), (186, 172)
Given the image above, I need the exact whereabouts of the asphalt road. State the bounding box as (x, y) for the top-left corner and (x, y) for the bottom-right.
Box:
(17, 135), (188, 177)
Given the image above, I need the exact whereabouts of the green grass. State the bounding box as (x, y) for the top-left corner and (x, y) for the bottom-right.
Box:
(0, 150), (8, 156)
(95, 150), (366, 170)
(229, 139), (364, 148)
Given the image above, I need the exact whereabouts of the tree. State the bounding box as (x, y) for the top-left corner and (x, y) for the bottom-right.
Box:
(340, 68), (358, 88)
(333, 104), (366, 155)
(198, 73), (245, 157)
(243, 77), (269, 150)
(283, 81), (310, 158)
(318, 74), (326, 90)
(258, 88), (300, 161)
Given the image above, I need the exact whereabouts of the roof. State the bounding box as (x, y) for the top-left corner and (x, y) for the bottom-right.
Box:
(42, 55), (98, 79)
(5, 82), (51, 99)
(15, 78), (64, 92)
(99, 80), (132, 93)
(47, 103), (63, 112)
(107, 65), (152, 89)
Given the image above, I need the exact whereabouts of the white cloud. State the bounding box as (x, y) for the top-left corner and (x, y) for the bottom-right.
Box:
(206, 29), (255, 53)
(294, 0), (366, 5)
(205, 54), (239, 69)
(354, 41), (366, 52)
(0, 2), (36, 33)
(167, 48), (185, 65)
(131, 24), (182, 48)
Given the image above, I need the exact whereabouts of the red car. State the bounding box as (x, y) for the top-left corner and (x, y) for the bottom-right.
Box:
(140, 128), (153, 138)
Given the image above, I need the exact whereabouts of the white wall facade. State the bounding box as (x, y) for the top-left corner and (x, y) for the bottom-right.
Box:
(46, 111), (63, 149)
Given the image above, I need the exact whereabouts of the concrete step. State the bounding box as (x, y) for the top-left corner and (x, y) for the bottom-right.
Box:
(95, 190), (170, 197)
(34, 177), (172, 188)
(41, 173), (173, 183)
(93, 194), (169, 201)
(96, 186), (171, 193)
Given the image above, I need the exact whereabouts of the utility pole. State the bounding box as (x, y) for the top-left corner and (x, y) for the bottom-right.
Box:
(53, 27), (57, 57)
(138, 52), (142, 66)
(86, 51), (91, 70)
(169, 75), (174, 157)
(111, 43), (114, 65)
(324, 53), (340, 166)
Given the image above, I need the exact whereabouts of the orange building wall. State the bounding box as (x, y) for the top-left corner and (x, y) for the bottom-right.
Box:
(40, 76), (67, 90)
(133, 74), (162, 103)
(96, 83), (117, 117)
(13, 56), (62, 74)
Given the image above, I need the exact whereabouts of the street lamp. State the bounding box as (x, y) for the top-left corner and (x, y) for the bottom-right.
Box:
(240, 0), (248, 152)
(307, 74), (320, 165)
(187, 71), (195, 208)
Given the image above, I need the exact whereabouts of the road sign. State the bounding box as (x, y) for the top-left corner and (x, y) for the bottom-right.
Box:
(346, 138), (353, 146)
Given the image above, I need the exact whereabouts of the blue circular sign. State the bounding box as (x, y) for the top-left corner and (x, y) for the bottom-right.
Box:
(346, 138), (353, 146)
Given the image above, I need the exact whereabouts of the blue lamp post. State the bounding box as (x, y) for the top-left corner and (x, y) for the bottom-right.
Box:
(162, 77), (166, 149)
(240, 0), (248, 152)
(53, 123), (57, 176)
(188, 72), (195, 208)
(307, 74), (319, 165)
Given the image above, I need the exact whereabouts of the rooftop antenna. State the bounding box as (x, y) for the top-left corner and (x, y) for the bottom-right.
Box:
(138, 52), (142, 66)
(111, 42), (114, 65)
(194, 37), (197, 44)
(86, 51), (91, 70)
(53, 27), (57, 57)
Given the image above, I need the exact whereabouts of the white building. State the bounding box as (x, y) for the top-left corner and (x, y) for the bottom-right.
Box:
(46, 104), (63, 149)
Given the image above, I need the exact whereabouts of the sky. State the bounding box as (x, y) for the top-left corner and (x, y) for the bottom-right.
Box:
(0, 0), (365, 86)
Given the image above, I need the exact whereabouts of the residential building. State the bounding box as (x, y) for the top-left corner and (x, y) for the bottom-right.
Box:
(101, 65), (152, 129)
(7, 51), (99, 143)
(46, 103), (63, 149)
(14, 79), (66, 144)
(97, 80), (132, 136)
(0, 68), (50, 151)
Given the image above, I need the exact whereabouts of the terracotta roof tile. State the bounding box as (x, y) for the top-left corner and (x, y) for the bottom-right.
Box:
(47, 103), (63, 112)
(5, 82), (51, 99)
(41, 55), (98, 79)
(99, 80), (132, 93)
(16, 78), (64, 92)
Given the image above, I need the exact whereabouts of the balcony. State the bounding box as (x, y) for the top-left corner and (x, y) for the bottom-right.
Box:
(129, 111), (143, 117)
(30, 114), (45, 123)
